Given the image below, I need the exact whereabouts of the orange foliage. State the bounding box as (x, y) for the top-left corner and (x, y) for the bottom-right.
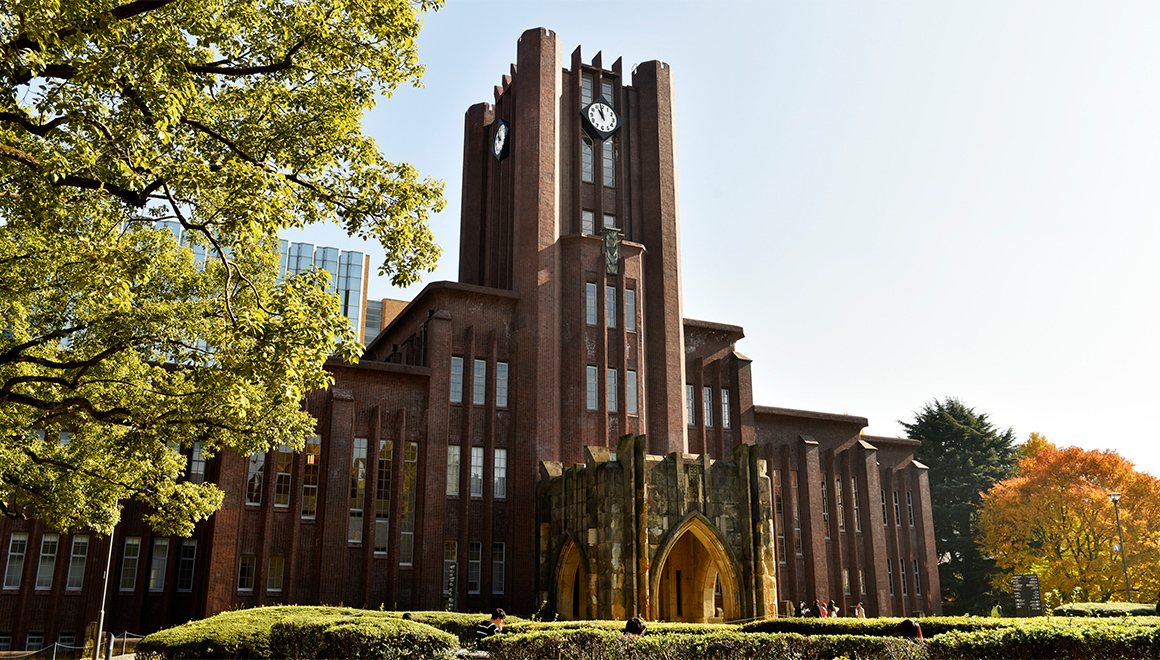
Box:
(977, 434), (1160, 607)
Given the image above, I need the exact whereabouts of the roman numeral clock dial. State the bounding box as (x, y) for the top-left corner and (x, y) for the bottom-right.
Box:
(580, 96), (621, 141)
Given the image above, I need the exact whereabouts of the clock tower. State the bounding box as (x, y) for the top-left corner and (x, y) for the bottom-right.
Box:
(459, 27), (689, 462)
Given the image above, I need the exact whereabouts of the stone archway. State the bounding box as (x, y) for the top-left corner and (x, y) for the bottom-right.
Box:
(554, 537), (590, 620)
(651, 514), (741, 623)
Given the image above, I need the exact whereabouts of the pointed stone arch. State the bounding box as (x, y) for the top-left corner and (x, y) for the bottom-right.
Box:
(649, 512), (742, 622)
(552, 533), (594, 620)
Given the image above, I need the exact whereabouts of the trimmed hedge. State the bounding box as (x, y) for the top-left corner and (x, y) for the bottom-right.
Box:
(1054, 602), (1159, 617)
(504, 620), (738, 636)
(926, 618), (1160, 659)
(136, 606), (464, 659)
(739, 615), (1013, 637)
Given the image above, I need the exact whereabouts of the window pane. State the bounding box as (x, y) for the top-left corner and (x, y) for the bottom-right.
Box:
(238, 555), (255, 590)
(581, 72), (593, 105)
(470, 447), (484, 497)
(267, 556), (284, 592)
(585, 283), (597, 325)
(274, 444), (293, 507)
(582, 209), (594, 235)
(607, 368), (618, 413)
(450, 356), (464, 403)
(601, 77), (614, 101)
(602, 138), (615, 187)
(350, 438), (368, 542)
(246, 453), (265, 505)
(626, 370), (637, 416)
(686, 384), (695, 426)
(492, 543), (505, 595)
(375, 440), (392, 553)
(703, 387), (713, 428)
(496, 362), (509, 408)
(302, 436), (321, 519)
(625, 289), (635, 331)
(400, 442), (418, 565)
(473, 359), (486, 406)
(149, 538), (168, 592)
(446, 445), (460, 496)
(35, 534), (57, 589)
(605, 286), (616, 328)
(4, 533), (27, 589)
(120, 537), (140, 591)
(603, 213), (616, 229)
(188, 443), (205, 484)
(494, 448), (508, 499)
(586, 366), (598, 410)
(177, 540), (196, 592)
(721, 389), (731, 430)
(581, 136), (594, 183)
(467, 542), (481, 594)
(66, 535), (88, 590)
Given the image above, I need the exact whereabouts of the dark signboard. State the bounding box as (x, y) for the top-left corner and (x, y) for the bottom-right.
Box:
(445, 562), (458, 612)
(1013, 574), (1043, 617)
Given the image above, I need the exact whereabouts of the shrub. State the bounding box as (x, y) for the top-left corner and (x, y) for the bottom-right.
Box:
(927, 618), (1160, 660)
(739, 615), (1012, 637)
(1054, 602), (1158, 617)
(504, 620), (737, 636)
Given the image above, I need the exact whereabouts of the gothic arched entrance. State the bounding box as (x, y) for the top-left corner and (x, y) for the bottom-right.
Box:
(651, 514), (741, 623)
(554, 537), (591, 620)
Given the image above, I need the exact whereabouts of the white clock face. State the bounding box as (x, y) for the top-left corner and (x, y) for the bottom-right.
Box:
(587, 102), (618, 133)
(493, 123), (507, 157)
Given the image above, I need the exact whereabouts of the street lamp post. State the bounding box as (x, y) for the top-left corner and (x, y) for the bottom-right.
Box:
(1107, 492), (1131, 603)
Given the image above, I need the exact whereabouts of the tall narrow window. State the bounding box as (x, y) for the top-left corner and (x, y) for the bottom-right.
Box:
(913, 559), (922, 595)
(35, 534), (57, 589)
(603, 212), (616, 229)
(473, 359), (486, 406)
(791, 471), (803, 556)
(446, 445), (460, 496)
(703, 387), (714, 428)
(881, 490), (888, 526)
(120, 537), (140, 591)
(375, 440), (392, 553)
(450, 356), (464, 403)
(188, 443), (205, 484)
(900, 558), (908, 595)
(149, 538), (168, 592)
(602, 138), (616, 187)
(586, 365), (598, 410)
(442, 541), (457, 595)
(176, 540), (196, 592)
(601, 76), (614, 101)
(582, 209), (594, 235)
(836, 477), (846, 531)
(245, 453), (264, 505)
(852, 475), (862, 532)
(887, 561), (895, 595)
(4, 533), (27, 589)
(492, 543), (505, 595)
(467, 542), (482, 594)
(893, 491), (902, 527)
(274, 444), (293, 507)
(494, 448), (508, 499)
(607, 368), (618, 413)
(349, 437), (367, 543)
(686, 384), (695, 426)
(496, 362), (509, 408)
(626, 370), (638, 415)
(721, 389), (732, 430)
(820, 479), (830, 537)
(470, 447), (484, 497)
(773, 470), (786, 563)
(843, 569), (851, 596)
(400, 442), (418, 565)
(625, 289), (635, 331)
(66, 535), (88, 590)
(267, 556), (284, 592)
(585, 283), (597, 325)
(238, 555), (255, 591)
(581, 72), (594, 105)
(605, 286), (616, 328)
(302, 436), (320, 519)
(581, 136), (594, 183)
(906, 491), (915, 526)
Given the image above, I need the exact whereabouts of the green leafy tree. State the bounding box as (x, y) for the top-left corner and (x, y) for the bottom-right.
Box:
(903, 398), (1017, 615)
(1, 0), (445, 536)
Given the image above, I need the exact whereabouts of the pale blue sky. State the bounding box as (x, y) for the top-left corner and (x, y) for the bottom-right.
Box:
(288, 1), (1160, 479)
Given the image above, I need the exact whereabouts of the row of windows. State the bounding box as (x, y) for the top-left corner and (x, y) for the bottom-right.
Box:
(686, 385), (732, 430)
(4, 532), (196, 594)
(822, 475), (863, 536)
(350, 439), (419, 563)
(585, 366), (638, 415)
(442, 541), (505, 596)
(580, 72), (617, 188)
(246, 437), (323, 516)
(774, 471), (865, 563)
(585, 282), (636, 330)
(580, 209), (619, 235)
(886, 558), (924, 598)
(446, 447), (508, 498)
(237, 554), (286, 592)
(450, 358), (509, 407)
(881, 489), (916, 527)
(0, 633), (79, 653)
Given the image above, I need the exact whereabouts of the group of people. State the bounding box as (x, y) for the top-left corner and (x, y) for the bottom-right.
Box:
(795, 599), (866, 618)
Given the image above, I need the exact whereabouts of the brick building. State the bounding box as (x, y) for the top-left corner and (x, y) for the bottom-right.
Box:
(0, 28), (940, 650)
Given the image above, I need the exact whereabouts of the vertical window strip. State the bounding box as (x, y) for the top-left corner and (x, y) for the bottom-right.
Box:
(35, 534), (57, 589)
(349, 438), (367, 543)
(774, 471), (786, 563)
(703, 387), (713, 428)
(496, 362), (509, 408)
(581, 136), (594, 183)
(585, 283), (597, 325)
(860, 569), (867, 595)
(267, 556), (284, 592)
(887, 561), (895, 595)
(470, 447), (484, 497)
(581, 72), (594, 106)
(893, 491), (902, 527)
(602, 138), (615, 187)
(605, 286), (616, 328)
(450, 356), (464, 403)
(238, 555), (255, 591)
(791, 471), (803, 556)
(607, 368), (618, 413)
(467, 542), (481, 594)
(3, 533), (27, 589)
(601, 77), (614, 101)
(913, 559), (922, 595)
(603, 213), (616, 229)
(836, 477), (846, 531)
(302, 436), (321, 519)
(686, 384), (695, 426)
(375, 440), (392, 553)
(721, 389), (732, 430)
(473, 359), (486, 406)
(245, 453), (265, 505)
(176, 540), (196, 592)
(852, 475), (861, 532)
(400, 442), (418, 565)
(626, 370), (638, 416)
(274, 444), (293, 507)
(900, 558), (908, 595)
(66, 535), (88, 590)
(582, 209), (594, 235)
(148, 538), (168, 592)
(821, 479), (830, 537)
(492, 543), (505, 595)
(907, 491), (915, 526)
(586, 366), (598, 410)
(625, 289), (635, 331)
(120, 537), (140, 591)
(881, 489), (888, 526)
(494, 448), (508, 499)
(188, 443), (205, 484)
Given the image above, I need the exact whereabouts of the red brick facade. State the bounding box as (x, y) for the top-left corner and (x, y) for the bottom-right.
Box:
(0, 28), (940, 648)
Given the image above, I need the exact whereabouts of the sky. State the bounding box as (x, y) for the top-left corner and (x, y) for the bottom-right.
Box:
(287, 1), (1160, 479)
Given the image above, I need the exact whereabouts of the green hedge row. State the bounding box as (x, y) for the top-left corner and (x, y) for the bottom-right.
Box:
(1055, 602), (1159, 617)
(504, 620), (738, 636)
(135, 606), (499, 659)
(927, 618), (1160, 659)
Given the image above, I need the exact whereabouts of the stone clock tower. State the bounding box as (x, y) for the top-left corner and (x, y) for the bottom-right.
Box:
(458, 27), (689, 462)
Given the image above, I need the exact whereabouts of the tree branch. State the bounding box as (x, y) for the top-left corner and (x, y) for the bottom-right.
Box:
(185, 40), (306, 76)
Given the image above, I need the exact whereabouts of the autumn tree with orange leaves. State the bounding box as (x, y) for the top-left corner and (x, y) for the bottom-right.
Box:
(977, 434), (1160, 607)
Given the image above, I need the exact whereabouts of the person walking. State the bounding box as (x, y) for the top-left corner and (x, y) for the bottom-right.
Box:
(990, 600), (1003, 618)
